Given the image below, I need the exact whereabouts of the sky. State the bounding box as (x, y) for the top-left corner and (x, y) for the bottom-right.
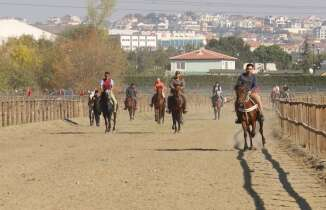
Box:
(0, 0), (325, 22)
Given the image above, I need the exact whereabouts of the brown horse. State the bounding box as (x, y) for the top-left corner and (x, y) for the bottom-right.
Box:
(126, 96), (136, 120)
(236, 85), (266, 150)
(212, 94), (223, 120)
(170, 85), (183, 133)
(153, 89), (165, 124)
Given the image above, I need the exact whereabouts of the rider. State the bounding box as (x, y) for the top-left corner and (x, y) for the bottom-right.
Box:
(280, 85), (290, 99)
(100, 71), (118, 112)
(212, 82), (224, 106)
(124, 83), (137, 110)
(167, 71), (187, 114)
(150, 78), (166, 107)
(235, 63), (264, 124)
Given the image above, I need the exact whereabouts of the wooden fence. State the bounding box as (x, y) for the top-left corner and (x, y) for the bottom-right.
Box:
(0, 97), (86, 128)
(276, 95), (326, 155)
(0, 94), (220, 128)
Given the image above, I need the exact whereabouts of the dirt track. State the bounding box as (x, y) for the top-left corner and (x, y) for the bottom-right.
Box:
(0, 105), (326, 210)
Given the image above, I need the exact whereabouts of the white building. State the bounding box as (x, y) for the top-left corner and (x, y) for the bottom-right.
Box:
(120, 35), (157, 51)
(314, 25), (326, 40)
(0, 19), (56, 44)
(157, 31), (206, 49)
(170, 49), (237, 74)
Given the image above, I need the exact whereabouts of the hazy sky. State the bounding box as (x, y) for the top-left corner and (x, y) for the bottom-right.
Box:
(0, 0), (325, 22)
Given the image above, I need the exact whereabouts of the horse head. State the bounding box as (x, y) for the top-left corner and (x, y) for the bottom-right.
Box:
(174, 85), (182, 97)
(236, 85), (250, 105)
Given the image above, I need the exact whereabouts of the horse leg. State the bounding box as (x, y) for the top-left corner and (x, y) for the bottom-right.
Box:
(259, 119), (266, 147)
(218, 107), (221, 120)
(214, 107), (217, 120)
(113, 112), (117, 131)
(242, 123), (249, 151)
(104, 116), (108, 133)
(178, 114), (181, 132)
(108, 113), (112, 133)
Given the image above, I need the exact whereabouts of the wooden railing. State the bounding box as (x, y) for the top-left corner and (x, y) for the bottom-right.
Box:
(0, 97), (87, 128)
(276, 96), (326, 155)
(0, 94), (231, 128)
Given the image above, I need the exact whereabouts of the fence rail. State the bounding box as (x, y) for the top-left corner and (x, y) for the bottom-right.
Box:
(0, 94), (222, 128)
(0, 98), (86, 128)
(276, 96), (326, 155)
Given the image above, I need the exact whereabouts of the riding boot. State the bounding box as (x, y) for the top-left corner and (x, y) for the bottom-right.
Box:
(166, 96), (172, 113)
(150, 94), (156, 107)
(124, 99), (127, 110)
(235, 102), (242, 124)
(235, 111), (242, 124)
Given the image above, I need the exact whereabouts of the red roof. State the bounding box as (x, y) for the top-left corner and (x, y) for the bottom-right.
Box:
(170, 49), (238, 61)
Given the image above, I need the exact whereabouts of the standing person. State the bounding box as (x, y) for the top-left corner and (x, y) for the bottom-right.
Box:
(100, 72), (118, 112)
(26, 87), (32, 97)
(234, 63), (264, 124)
(124, 83), (137, 110)
(150, 78), (166, 107)
(167, 71), (187, 114)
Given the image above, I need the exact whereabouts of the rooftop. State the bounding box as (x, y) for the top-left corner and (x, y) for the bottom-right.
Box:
(170, 48), (238, 61)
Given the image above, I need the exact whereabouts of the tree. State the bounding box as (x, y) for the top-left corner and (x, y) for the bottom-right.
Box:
(87, 0), (116, 28)
(0, 36), (43, 90)
(301, 39), (312, 73)
(206, 37), (254, 68)
(253, 45), (292, 70)
(52, 26), (127, 90)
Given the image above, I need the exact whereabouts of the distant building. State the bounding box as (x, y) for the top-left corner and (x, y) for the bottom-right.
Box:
(313, 25), (326, 40)
(170, 49), (237, 74)
(157, 31), (206, 49)
(120, 35), (157, 51)
(0, 19), (56, 44)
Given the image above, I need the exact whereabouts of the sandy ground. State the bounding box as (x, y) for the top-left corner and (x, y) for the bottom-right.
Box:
(0, 105), (326, 210)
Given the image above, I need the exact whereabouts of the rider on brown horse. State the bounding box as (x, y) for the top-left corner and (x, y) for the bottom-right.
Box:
(212, 82), (224, 107)
(235, 63), (264, 124)
(150, 78), (166, 107)
(124, 83), (137, 110)
(167, 71), (187, 114)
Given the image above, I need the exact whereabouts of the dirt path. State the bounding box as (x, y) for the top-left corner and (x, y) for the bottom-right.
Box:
(0, 105), (325, 210)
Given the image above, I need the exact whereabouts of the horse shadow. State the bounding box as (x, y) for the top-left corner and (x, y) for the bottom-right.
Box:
(155, 148), (234, 152)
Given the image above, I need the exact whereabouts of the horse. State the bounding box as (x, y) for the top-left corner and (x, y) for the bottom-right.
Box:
(170, 85), (184, 133)
(88, 93), (101, 126)
(212, 93), (223, 120)
(270, 89), (279, 108)
(153, 89), (165, 124)
(100, 91), (117, 133)
(126, 96), (136, 120)
(236, 85), (266, 150)
(88, 94), (95, 126)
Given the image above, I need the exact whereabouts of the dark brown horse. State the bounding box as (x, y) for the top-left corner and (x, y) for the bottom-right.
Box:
(170, 85), (183, 133)
(153, 89), (165, 124)
(100, 91), (117, 133)
(126, 96), (136, 120)
(236, 85), (266, 150)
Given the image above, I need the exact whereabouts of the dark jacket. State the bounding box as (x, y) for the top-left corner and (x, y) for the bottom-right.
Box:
(236, 73), (257, 90)
(126, 86), (137, 99)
